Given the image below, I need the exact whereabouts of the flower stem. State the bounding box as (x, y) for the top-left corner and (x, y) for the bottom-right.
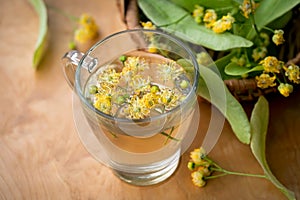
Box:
(205, 173), (227, 180)
(211, 167), (267, 179)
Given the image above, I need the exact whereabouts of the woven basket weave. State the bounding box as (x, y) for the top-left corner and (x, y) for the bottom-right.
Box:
(124, 0), (300, 101)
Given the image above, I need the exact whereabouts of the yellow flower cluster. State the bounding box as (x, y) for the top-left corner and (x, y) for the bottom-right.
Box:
(272, 30), (285, 46)
(259, 56), (283, 73)
(255, 56), (300, 97)
(187, 147), (211, 187)
(255, 73), (276, 89)
(193, 5), (235, 34)
(202, 9), (217, 28)
(252, 46), (267, 62)
(192, 5), (204, 24)
(90, 56), (186, 119)
(284, 64), (300, 84)
(187, 147), (267, 188)
(278, 83), (293, 97)
(74, 14), (99, 43)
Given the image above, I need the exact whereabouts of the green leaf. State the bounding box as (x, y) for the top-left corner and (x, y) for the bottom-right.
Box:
(250, 96), (296, 200)
(197, 64), (251, 144)
(267, 10), (293, 30)
(212, 51), (237, 79)
(29, 0), (48, 69)
(247, 0), (300, 40)
(138, 0), (253, 51)
(170, 0), (236, 12)
(225, 63), (263, 76)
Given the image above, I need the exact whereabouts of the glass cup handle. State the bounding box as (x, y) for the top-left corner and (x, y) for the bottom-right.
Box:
(62, 50), (98, 89)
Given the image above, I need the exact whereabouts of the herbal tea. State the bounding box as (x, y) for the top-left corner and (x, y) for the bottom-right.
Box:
(83, 51), (195, 153)
(85, 51), (192, 119)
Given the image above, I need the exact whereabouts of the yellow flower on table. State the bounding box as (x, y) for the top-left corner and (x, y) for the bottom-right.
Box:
(191, 171), (206, 187)
(190, 147), (207, 165)
(74, 13), (99, 44)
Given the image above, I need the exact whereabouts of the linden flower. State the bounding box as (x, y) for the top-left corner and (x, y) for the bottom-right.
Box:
(212, 14), (235, 34)
(193, 5), (204, 24)
(203, 9), (217, 28)
(74, 14), (99, 43)
(255, 73), (276, 89)
(259, 56), (283, 73)
(93, 93), (112, 114)
(240, 0), (257, 19)
(278, 83), (293, 97)
(98, 68), (120, 86)
(141, 92), (158, 109)
(127, 96), (150, 119)
(148, 43), (158, 53)
(158, 61), (183, 82)
(272, 30), (285, 46)
(141, 21), (156, 39)
(191, 171), (206, 187)
(123, 56), (149, 75)
(231, 55), (247, 66)
(141, 21), (156, 30)
(159, 88), (180, 110)
(221, 13), (235, 28)
(190, 147), (206, 165)
(252, 46), (267, 62)
(129, 75), (151, 94)
(284, 64), (300, 84)
(197, 166), (211, 177)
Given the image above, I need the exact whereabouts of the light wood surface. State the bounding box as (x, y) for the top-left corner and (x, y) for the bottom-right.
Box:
(0, 0), (299, 199)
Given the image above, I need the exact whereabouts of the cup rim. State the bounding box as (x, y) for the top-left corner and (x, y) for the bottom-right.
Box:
(75, 28), (199, 123)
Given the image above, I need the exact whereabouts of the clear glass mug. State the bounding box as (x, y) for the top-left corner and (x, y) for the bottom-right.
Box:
(62, 29), (200, 186)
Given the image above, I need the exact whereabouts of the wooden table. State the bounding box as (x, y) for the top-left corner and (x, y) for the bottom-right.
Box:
(0, 0), (299, 199)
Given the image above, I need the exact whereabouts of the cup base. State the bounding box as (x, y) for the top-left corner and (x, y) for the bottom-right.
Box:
(112, 149), (180, 186)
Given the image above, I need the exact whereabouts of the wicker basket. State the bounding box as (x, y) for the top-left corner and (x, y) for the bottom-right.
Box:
(124, 0), (300, 101)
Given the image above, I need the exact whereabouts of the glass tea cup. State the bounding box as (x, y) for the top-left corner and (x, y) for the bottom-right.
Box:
(62, 29), (200, 186)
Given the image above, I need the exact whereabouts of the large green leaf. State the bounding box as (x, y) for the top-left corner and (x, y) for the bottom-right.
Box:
(197, 64), (251, 144)
(138, 0), (253, 51)
(225, 63), (263, 76)
(246, 0), (300, 40)
(29, 0), (48, 69)
(250, 96), (296, 200)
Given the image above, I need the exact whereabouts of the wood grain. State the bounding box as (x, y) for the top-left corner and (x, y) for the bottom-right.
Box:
(0, 0), (299, 199)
